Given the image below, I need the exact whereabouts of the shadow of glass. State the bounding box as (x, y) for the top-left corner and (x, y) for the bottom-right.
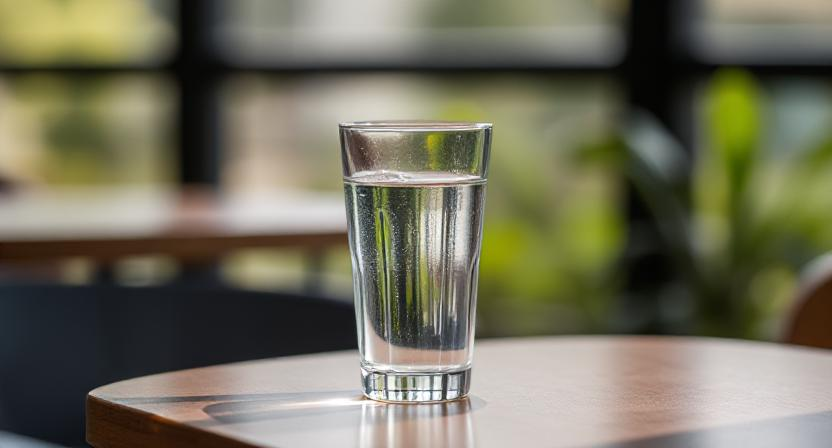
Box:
(190, 390), (482, 447)
(201, 390), (368, 424)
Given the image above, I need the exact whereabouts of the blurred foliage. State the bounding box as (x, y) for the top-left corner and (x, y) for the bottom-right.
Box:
(591, 69), (832, 339)
(0, 0), (175, 64)
(694, 70), (832, 338)
(0, 76), (175, 185)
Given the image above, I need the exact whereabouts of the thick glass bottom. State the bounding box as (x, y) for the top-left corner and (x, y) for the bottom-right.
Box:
(361, 367), (471, 403)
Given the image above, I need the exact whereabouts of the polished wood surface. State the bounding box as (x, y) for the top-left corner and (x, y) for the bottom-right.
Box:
(786, 254), (832, 349)
(87, 336), (832, 447)
(0, 187), (346, 263)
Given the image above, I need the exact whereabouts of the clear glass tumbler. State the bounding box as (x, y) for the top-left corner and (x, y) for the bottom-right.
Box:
(340, 121), (492, 402)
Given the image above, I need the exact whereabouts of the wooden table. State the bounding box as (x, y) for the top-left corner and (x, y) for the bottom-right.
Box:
(0, 187), (347, 263)
(86, 336), (832, 447)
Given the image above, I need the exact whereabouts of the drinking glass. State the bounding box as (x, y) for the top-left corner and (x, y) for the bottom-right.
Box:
(340, 121), (492, 402)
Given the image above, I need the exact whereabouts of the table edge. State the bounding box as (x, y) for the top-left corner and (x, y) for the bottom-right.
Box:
(86, 395), (261, 448)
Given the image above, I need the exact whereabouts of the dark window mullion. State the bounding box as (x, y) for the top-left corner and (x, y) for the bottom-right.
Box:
(618, 0), (687, 333)
(176, 0), (220, 186)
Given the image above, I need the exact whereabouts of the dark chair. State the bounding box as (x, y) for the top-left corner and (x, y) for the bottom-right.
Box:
(0, 284), (356, 446)
(784, 255), (832, 349)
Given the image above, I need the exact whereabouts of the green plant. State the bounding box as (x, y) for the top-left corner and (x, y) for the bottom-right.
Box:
(597, 69), (832, 339)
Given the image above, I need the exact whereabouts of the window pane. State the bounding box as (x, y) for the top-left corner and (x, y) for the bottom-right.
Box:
(0, 0), (177, 65)
(221, 74), (626, 335)
(690, 0), (832, 63)
(215, 0), (627, 67)
(0, 76), (176, 186)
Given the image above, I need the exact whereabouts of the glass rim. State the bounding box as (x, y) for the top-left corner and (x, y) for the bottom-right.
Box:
(339, 120), (492, 132)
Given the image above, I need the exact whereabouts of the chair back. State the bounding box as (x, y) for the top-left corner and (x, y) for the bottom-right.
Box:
(0, 284), (356, 446)
(784, 255), (832, 349)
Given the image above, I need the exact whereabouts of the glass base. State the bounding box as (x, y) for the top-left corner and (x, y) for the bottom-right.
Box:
(361, 367), (471, 403)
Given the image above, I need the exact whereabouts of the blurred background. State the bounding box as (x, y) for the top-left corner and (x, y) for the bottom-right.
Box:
(1, 0), (832, 445)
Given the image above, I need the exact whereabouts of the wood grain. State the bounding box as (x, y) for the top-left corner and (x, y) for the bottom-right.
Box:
(0, 232), (347, 263)
(86, 337), (832, 447)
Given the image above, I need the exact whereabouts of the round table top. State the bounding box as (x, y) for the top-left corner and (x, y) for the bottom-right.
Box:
(86, 336), (832, 448)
